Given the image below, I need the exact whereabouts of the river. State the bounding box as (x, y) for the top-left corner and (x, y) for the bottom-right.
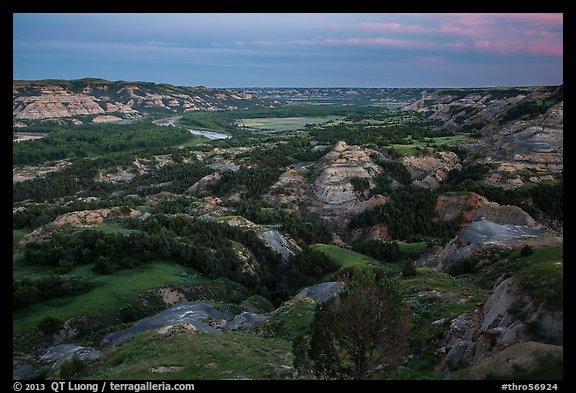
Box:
(153, 116), (231, 140)
(188, 129), (231, 140)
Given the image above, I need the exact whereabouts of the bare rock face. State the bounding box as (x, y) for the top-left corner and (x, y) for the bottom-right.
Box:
(305, 141), (389, 234)
(94, 168), (138, 183)
(224, 312), (268, 331)
(259, 230), (302, 263)
(14, 94), (105, 120)
(417, 218), (561, 271)
(402, 87), (563, 190)
(314, 141), (381, 205)
(265, 168), (308, 208)
(102, 302), (234, 347)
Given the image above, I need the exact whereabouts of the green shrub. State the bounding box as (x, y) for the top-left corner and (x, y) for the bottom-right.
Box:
(59, 357), (88, 379)
(402, 261), (418, 278)
(350, 177), (370, 193)
(38, 316), (63, 336)
(520, 245), (534, 257)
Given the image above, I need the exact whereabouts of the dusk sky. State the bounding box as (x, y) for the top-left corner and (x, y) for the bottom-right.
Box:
(13, 13), (563, 88)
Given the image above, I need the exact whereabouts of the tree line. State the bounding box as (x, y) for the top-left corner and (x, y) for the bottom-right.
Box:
(13, 122), (193, 165)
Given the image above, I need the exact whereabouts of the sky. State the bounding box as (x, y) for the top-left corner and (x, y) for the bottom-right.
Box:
(13, 13), (563, 88)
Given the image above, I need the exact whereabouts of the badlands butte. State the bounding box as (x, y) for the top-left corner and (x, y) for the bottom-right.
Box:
(13, 79), (562, 380)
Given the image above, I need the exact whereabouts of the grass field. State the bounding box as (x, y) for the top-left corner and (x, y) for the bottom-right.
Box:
(236, 116), (342, 132)
(13, 253), (56, 280)
(398, 241), (430, 258)
(13, 229), (29, 248)
(13, 261), (212, 332)
(310, 243), (380, 269)
(85, 331), (293, 380)
(391, 134), (478, 155)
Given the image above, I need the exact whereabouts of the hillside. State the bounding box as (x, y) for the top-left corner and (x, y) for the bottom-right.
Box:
(13, 78), (269, 124)
(12, 82), (562, 381)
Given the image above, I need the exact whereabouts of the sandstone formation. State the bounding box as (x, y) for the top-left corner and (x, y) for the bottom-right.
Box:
(434, 192), (536, 227)
(13, 79), (266, 122)
(404, 86), (563, 190)
(314, 141), (380, 205)
(309, 141), (388, 232)
(14, 94), (105, 120)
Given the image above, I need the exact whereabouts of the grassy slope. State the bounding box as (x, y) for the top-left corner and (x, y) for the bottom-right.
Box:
(13, 261), (212, 332)
(310, 243), (380, 269)
(13, 229), (29, 248)
(398, 241), (430, 258)
(391, 134), (477, 155)
(85, 331), (294, 380)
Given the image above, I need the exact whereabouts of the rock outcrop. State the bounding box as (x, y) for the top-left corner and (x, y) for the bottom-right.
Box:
(294, 281), (346, 304)
(309, 141), (388, 232)
(40, 344), (102, 372)
(417, 193), (561, 270)
(14, 94), (106, 120)
(103, 302), (234, 347)
(403, 86), (563, 190)
(92, 115), (123, 123)
(225, 312), (268, 331)
(265, 168), (307, 206)
(452, 341), (563, 380)
(417, 218), (561, 271)
(314, 141), (380, 205)
(13, 161), (71, 183)
(259, 230), (302, 263)
(441, 276), (563, 374)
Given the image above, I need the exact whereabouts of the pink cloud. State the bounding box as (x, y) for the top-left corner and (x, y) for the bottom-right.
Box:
(354, 13), (562, 57)
(357, 22), (429, 33)
(473, 39), (563, 56)
(324, 37), (465, 51)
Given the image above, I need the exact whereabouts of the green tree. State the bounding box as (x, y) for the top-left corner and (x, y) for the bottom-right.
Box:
(401, 260), (418, 277)
(307, 271), (410, 379)
(520, 245), (534, 257)
(350, 177), (370, 193)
